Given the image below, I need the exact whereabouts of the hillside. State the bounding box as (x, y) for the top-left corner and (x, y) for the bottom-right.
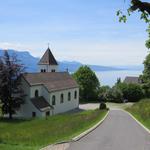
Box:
(0, 49), (143, 72)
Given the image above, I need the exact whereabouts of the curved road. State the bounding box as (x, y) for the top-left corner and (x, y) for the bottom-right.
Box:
(67, 110), (150, 150)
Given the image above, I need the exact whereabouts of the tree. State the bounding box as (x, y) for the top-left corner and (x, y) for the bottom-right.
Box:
(99, 86), (110, 102)
(130, 0), (150, 14)
(0, 50), (25, 119)
(126, 83), (143, 102)
(140, 53), (150, 97)
(116, 78), (121, 86)
(116, 82), (143, 102)
(105, 87), (123, 103)
(73, 65), (100, 102)
(117, 0), (150, 48)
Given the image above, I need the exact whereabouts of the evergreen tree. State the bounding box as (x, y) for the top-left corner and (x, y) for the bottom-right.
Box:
(0, 50), (25, 119)
(116, 78), (121, 85)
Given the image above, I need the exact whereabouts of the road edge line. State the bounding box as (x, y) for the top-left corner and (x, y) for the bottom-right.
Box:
(122, 110), (150, 134)
(40, 110), (109, 150)
(72, 110), (109, 141)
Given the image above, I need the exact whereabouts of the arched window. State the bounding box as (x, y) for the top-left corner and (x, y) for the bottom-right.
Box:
(43, 69), (46, 72)
(52, 95), (56, 105)
(68, 92), (71, 101)
(41, 69), (43, 72)
(35, 90), (39, 97)
(60, 94), (64, 103)
(74, 91), (77, 99)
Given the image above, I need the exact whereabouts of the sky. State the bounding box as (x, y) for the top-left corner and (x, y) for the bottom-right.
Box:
(0, 0), (149, 66)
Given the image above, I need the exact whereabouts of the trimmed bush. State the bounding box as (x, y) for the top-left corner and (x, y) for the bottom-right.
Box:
(99, 102), (107, 110)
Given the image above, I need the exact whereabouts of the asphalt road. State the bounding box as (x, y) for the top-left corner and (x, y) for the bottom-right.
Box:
(67, 110), (150, 150)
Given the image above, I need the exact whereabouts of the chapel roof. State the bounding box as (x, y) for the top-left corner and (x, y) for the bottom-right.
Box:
(31, 96), (53, 112)
(22, 72), (78, 92)
(38, 47), (58, 65)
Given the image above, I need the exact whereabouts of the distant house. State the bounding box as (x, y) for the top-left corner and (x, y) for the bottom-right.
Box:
(17, 47), (79, 118)
(124, 76), (141, 84)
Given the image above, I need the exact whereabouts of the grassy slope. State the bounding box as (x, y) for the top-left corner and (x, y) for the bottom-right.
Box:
(126, 99), (150, 130)
(0, 109), (107, 150)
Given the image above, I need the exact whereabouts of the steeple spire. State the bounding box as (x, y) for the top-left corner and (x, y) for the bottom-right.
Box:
(38, 47), (59, 73)
(38, 47), (58, 65)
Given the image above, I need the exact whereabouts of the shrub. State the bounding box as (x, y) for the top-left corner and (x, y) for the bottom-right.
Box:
(99, 102), (107, 110)
(117, 83), (144, 102)
(127, 99), (150, 120)
(105, 87), (123, 103)
(99, 86), (110, 102)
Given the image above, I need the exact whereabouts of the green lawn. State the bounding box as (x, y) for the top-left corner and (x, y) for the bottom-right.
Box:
(126, 99), (150, 130)
(0, 109), (107, 150)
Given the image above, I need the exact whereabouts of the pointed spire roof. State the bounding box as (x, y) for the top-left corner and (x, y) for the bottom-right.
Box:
(38, 47), (58, 65)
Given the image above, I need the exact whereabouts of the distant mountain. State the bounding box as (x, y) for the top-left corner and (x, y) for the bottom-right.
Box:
(0, 49), (39, 72)
(0, 49), (143, 73)
(58, 61), (82, 72)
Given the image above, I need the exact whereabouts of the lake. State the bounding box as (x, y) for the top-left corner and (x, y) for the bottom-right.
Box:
(95, 70), (143, 87)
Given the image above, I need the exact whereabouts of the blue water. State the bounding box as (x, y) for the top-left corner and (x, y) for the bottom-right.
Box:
(95, 70), (143, 87)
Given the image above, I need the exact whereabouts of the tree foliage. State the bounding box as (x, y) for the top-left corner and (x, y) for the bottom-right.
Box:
(140, 53), (150, 97)
(0, 50), (25, 119)
(117, 82), (143, 102)
(99, 86), (110, 102)
(117, 0), (150, 48)
(105, 87), (123, 103)
(99, 82), (144, 103)
(73, 65), (100, 102)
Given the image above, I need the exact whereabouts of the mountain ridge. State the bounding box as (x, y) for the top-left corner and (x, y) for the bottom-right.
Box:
(0, 49), (143, 72)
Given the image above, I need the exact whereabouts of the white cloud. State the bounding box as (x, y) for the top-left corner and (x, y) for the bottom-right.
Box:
(0, 40), (148, 66)
(0, 42), (23, 50)
(53, 40), (148, 65)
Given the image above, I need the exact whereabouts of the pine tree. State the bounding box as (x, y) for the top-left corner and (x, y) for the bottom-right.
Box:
(0, 50), (25, 119)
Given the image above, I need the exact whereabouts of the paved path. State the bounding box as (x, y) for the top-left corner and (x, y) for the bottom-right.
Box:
(79, 103), (134, 110)
(67, 110), (150, 150)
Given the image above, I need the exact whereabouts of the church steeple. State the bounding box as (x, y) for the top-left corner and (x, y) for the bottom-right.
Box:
(38, 47), (58, 65)
(38, 47), (58, 73)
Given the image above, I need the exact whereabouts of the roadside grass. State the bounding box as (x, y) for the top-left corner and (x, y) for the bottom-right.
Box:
(0, 109), (107, 150)
(126, 99), (150, 130)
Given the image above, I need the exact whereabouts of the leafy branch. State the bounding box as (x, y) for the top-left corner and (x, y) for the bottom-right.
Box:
(117, 0), (150, 48)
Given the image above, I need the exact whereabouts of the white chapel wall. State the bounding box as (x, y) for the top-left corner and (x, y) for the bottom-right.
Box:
(18, 78), (42, 118)
(49, 88), (79, 114)
(38, 65), (58, 72)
